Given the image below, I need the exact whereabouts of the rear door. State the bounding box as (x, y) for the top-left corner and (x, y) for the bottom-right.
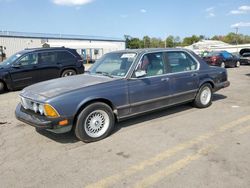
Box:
(222, 52), (234, 67)
(57, 50), (78, 69)
(37, 51), (60, 81)
(128, 52), (172, 114)
(9, 53), (39, 88)
(165, 51), (199, 104)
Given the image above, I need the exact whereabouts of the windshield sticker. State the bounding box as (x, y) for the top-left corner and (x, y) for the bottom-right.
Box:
(16, 54), (21, 58)
(121, 53), (136, 59)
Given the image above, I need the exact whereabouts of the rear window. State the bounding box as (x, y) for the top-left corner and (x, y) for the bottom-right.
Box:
(205, 52), (220, 57)
(221, 52), (233, 59)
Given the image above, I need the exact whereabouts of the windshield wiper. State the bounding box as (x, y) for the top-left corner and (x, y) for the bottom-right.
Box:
(95, 71), (114, 78)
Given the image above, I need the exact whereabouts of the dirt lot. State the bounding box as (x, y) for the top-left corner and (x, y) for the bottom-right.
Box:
(0, 66), (250, 188)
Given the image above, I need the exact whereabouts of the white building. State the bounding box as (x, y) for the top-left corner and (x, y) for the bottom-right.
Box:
(0, 31), (125, 61)
(185, 40), (250, 55)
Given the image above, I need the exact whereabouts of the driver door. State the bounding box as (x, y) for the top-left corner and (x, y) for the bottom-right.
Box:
(10, 53), (39, 89)
(127, 52), (171, 115)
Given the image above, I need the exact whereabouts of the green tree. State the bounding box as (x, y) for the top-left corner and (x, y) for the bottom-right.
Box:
(129, 38), (142, 49)
(165, 35), (174, 47)
(182, 35), (200, 46)
(150, 37), (162, 48)
(143, 36), (151, 48)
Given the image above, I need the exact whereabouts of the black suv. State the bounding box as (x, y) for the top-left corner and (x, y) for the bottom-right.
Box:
(0, 47), (84, 93)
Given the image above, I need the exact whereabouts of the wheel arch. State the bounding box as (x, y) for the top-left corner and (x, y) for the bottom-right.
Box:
(60, 67), (77, 76)
(73, 98), (117, 129)
(199, 79), (215, 89)
(0, 79), (8, 91)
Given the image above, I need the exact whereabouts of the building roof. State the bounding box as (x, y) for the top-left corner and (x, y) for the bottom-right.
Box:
(0, 31), (125, 42)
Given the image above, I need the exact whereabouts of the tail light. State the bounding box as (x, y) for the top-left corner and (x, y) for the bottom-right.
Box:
(78, 59), (84, 63)
(211, 56), (220, 64)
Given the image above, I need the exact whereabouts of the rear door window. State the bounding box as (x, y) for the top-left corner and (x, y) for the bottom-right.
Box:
(166, 51), (198, 73)
(38, 52), (57, 64)
(57, 51), (76, 62)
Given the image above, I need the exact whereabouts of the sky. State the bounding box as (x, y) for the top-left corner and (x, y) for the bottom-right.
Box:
(0, 0), (250, 39)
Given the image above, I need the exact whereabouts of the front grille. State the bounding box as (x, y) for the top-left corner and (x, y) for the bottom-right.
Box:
(20, 96), (45, 115)
(20, 97), (33, 110)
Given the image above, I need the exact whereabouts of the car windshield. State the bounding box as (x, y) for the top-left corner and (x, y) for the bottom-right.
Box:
(0, 53), (22, 67)
(88, 52), (137, 77)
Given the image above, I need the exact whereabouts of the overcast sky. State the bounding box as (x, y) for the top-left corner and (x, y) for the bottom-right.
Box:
(0, 0), (250, 39)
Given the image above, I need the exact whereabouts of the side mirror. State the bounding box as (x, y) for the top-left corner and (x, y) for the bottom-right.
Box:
(135, 70), (147, 78)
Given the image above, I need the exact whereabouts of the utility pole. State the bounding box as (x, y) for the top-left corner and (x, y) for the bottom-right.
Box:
(235, 27), (239, 53)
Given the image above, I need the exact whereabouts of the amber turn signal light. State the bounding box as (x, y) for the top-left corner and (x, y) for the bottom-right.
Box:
(59, 120), (69, 126)
(44, 104), (60, 118)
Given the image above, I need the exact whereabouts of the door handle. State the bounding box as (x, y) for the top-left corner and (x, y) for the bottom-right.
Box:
(191, 73), (198, 77)
(161, 77), (169, 82)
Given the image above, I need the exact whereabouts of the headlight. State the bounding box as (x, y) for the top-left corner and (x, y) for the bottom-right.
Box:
(32, 103), (38, 113)
(38, 104), (44, 115)
(44, 104), (60, 118)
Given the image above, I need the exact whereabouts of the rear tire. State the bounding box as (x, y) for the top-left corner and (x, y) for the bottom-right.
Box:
(0, 81), (5, 93)
(61, 69), (76, 77)
(74, 102), (115, 143)
(235, 61), (240, 68)
(193, 84), (213, 108)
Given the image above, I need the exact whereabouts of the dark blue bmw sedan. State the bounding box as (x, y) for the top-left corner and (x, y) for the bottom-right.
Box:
(15, 48), (230, 142)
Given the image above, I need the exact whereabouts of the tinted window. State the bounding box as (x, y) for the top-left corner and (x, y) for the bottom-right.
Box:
(205, 52), (220, 57)
(18, 53), (38, 66)
(136, 52), (164, 77)
(166, 52), (198, 73)
(38, 52), (56, 64)
(57, 51), (75, 62)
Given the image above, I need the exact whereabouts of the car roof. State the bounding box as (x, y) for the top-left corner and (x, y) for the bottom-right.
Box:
(110, 48), (191, 54)
(20, 47), (73, 54)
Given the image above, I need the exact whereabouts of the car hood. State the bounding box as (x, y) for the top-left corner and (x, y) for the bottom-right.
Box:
(21, 74), (118, 100)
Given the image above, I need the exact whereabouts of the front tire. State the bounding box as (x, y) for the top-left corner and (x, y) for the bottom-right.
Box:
(0, 81), (5, 93)
(74, 102), (115, 142)
(193, 84), (213, 108)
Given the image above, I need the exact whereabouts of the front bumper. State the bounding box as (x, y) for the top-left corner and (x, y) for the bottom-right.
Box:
(214, 81), (230, 92)
(15, 103), (73, 133)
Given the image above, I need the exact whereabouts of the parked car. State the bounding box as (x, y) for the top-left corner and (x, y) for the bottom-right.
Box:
(203, 51), (240, 68)
(0, 47), (84, 93)
(239, 48), (250, 65)
(15, 48), (230, 143)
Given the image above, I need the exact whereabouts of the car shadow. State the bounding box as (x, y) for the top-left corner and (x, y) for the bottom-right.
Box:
(36, 129), (79, 144)
(36, 93), (227, 144)
(113, 94), (227, 134)
(213, 93), (227, 101)
(246, 73), (250, 77)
